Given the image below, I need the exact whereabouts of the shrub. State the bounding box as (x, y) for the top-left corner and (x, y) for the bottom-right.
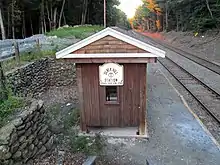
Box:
(0, 96), (25, 127)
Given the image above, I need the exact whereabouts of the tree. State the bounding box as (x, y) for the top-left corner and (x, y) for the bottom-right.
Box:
(132, 1), (150, 31)
(58, 0), (66, 27)
(0, 7), (6, 39)
(0, 0), (129, 38)
(81, 0), (89, 25)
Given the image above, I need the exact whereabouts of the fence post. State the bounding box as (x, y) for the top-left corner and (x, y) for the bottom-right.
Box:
(13, 40), (20, 67)
(36, 39), (41, 52)
(0, 62), (8, 101)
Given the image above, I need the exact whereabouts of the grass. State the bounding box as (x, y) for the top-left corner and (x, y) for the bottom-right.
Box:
(63, 108), (80, 130)
(2, 49), (56, 73)
(0, 95), (26, 128)
(2, 25), (104, 73)
(46, 25), (104, 39)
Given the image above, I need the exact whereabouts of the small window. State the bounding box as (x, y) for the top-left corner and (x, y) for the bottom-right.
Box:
(106, 86), (118, 102)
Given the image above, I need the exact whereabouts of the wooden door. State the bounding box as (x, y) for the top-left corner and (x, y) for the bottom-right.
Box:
(120, 64), (146, 127)
(99, 86), (121, 127)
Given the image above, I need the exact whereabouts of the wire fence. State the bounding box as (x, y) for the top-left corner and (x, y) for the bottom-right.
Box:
(0, 35), (46, 62)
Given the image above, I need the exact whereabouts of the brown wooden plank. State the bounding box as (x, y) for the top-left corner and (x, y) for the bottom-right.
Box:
(119, 85), (124, 127)
(99, 85), (120, 127)
(82, 64), (100, 127)
(120, 64), (140, 127)
(65, 57), (157, 63)
(76, 64), (86, 131)
(72, 35), (147, 54)
(139, 64), (147, 135)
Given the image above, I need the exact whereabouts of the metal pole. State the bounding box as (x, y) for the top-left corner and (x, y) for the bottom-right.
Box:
(104, 0), (106, 28)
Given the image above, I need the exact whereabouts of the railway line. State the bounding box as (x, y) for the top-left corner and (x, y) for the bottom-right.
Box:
(158, 57), (220, 125)
(160, 42), (220, 75)
(139, 32), (220, 75)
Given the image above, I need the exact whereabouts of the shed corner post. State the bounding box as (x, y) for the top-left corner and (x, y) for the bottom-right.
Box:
(76, 63), (86, 131)
(139, 63), (147, 135)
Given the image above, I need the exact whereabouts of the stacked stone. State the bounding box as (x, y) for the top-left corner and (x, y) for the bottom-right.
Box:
(5, 58), (77, 99)
(6, 58), (50, 98)
(0, 100), (53, 165)
(48, 59), (76, 87)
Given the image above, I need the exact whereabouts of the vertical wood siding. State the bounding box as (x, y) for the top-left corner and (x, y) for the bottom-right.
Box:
(79, 63), (147, 128)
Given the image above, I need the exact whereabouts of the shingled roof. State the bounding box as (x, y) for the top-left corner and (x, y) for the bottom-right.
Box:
(56, 26), (166, 59)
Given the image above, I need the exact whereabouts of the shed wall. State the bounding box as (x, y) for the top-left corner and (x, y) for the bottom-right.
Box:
(77, 63), (147, 128)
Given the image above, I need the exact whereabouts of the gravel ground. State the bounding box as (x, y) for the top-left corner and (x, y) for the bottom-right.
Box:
(38, 86), (79, 107)
(163, 30), (220, 64)
(164, 49), (220, 95)
(33, 149), (86, 165)
(157, 61), (220, 144)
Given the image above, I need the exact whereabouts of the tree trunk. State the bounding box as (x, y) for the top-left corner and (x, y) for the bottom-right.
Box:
(53, 7), (57, 29)
(176, 12), (179, 31)
(63, 12), (66, 25)
(46, 2), (51, 31)
(44, 17), (46, 33)
(81, 0), (88, 25)
(0, 62), (8, 101)
(22, 11), (26, 38)
(58, 0), (66, 28)
(205, 0), (213, 19)
(30, 16), (33, 35)
(7, 7), (11, 38)
(0, 7), (6, 40)
(12, 0), (15, 39)
(165, 1), (168, 31)
(40, 0), (45, 34)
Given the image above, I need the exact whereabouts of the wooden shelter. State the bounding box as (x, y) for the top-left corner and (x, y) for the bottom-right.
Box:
(56, 27), (166, 135)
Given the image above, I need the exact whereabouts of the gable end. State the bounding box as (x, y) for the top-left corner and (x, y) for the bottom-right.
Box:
(73, 36), (148, 54)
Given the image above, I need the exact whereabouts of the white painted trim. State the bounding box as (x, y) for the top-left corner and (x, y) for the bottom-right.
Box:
(56, 53), (160, 59)
(56, 27), (166, 59)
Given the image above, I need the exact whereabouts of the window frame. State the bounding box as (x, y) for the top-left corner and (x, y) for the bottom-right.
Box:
(104, 86), (120, 105)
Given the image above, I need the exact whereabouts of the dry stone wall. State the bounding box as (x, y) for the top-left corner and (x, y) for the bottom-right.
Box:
(0, 100), (53, 165)
(0, 58), (76, 164)
(6, 59), (49, 98)
(48, 58), (76, 87)
(6, 58), (76, 98)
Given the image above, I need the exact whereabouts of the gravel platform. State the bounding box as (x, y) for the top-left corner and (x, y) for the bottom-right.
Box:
(100, 63), (220, 165)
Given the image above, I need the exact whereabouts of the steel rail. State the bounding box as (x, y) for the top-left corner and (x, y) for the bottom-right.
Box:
(142, 34), (220, 75)
(158, 57), (220, 124)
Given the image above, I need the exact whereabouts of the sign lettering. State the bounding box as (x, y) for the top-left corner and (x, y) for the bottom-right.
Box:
(99, 63), (124, 86)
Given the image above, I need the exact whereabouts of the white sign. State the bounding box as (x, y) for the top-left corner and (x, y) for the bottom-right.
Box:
(99, 63), (124, 86)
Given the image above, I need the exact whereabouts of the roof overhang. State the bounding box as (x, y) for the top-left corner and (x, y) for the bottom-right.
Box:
(56, 27), (166, 59)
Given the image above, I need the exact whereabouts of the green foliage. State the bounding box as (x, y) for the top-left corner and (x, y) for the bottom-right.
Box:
(132, 0), (220, 32)
(0, 95), (25, 127)
(1, 0), (128, 39)
(106, 1), (131, 29)
(133, 3), (150, 29)
(63, 108), (80, 130)
(166, 0), (220, 31)
(70, 134), (106, 155)
(46, 25), (104, 38)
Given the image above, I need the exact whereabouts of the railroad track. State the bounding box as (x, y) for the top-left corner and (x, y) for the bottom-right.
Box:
(158, 57), (220, 124)
(139, 33), (220, 75)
